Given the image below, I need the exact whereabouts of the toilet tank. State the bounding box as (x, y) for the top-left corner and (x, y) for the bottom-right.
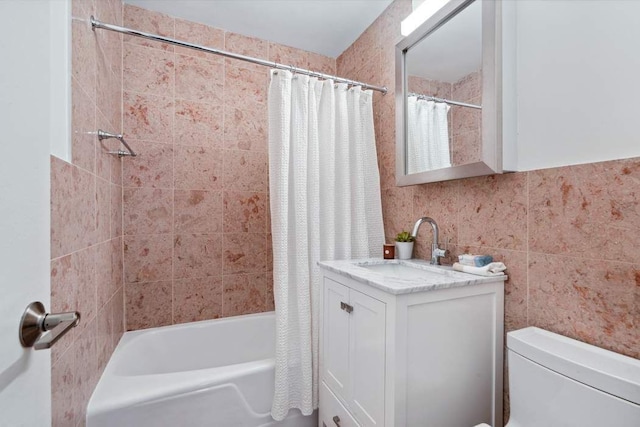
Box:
(506, 327), (640, 427)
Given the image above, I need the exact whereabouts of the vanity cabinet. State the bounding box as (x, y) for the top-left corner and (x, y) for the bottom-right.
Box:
(319, 261), (505, 427)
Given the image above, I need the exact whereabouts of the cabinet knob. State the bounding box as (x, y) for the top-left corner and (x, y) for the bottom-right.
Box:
(332, 415), (341, 426)
(340, 301), (353, 313)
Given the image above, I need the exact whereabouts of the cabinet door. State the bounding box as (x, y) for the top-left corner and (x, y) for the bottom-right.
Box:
(349, 289), (386, 427)
(323, 278), (351, 401)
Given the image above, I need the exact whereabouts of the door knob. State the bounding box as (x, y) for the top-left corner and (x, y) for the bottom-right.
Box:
(19, 301), (80, 350)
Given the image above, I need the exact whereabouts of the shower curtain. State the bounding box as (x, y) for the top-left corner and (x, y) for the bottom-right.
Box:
(268, 70), (384, 420)
(407, 96), (451, 173)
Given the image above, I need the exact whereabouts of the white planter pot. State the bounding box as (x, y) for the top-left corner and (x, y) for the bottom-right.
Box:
(395, 242), (414, 260)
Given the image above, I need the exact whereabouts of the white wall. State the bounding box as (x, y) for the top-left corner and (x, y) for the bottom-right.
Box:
(512, 0), (640, 171)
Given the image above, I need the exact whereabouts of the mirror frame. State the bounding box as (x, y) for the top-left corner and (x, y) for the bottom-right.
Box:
(395, 0), (502, 185)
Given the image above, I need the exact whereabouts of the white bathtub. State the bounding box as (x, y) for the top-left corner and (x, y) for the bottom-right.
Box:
(87, 311), (317, 427)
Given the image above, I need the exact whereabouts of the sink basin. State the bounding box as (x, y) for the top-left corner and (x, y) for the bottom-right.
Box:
(359, 261), (447, 280)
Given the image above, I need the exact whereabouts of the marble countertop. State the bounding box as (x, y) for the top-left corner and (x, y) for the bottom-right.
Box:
(318, 258), (506, 295)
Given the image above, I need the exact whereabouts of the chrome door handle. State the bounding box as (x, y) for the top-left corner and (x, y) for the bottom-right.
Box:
(340, 302), (353, 313)
(332, 415), (341, 426)
(19, 301), (80, 350)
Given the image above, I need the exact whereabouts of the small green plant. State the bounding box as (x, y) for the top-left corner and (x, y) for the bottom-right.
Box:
(395, 231), (415, 242)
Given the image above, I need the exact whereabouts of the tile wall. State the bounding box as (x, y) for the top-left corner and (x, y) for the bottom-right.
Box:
(120, 5), (336, 330)
(50, 0), (125, 425)
(337, 0), (639, 419)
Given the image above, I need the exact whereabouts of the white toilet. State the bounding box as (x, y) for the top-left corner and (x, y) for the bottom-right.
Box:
(478, 326), (640, 427)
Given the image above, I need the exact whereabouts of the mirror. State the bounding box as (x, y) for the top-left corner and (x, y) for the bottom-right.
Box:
(395, 0), (501, 185)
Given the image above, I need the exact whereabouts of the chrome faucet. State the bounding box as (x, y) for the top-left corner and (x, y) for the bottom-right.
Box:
(411, 217), (448, 265)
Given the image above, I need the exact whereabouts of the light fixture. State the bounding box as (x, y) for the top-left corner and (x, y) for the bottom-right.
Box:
(401, 0), (451, 36)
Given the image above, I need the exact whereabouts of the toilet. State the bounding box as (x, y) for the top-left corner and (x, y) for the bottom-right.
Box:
(478, 326), (640, 427)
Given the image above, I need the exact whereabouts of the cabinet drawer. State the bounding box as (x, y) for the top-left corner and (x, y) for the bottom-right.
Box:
(320, 381), (360, 427)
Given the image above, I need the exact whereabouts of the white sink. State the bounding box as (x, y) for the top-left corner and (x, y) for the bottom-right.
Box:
(359, 261), (447, 280)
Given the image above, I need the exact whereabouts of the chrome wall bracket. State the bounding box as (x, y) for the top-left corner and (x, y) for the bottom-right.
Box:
(97, 129), (137, 158)
(19, 302), (80, 350)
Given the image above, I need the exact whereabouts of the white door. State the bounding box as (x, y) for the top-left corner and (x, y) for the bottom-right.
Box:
(0, 1), (70, 425)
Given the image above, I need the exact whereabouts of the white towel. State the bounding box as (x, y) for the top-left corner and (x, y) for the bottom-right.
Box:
(452, 262), (507, 277)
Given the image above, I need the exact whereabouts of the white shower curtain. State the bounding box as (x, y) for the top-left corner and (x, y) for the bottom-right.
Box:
(407, 96), (451, 173)
(268, 70), (384, 420)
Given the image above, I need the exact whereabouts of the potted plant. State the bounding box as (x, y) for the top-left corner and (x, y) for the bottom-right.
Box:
(395, 231), (415, 260)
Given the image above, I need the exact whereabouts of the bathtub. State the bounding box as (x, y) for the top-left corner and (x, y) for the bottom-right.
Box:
(87, 311), (317, 427)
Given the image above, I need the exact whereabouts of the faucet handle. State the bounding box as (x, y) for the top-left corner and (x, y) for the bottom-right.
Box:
(434, 247), (449, 258)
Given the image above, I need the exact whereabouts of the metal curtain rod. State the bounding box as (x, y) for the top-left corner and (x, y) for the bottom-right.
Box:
(409, 92), (481, 110)
(90, 16), (388, 94)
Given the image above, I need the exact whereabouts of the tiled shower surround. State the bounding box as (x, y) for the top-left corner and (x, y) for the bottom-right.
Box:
(50, 0), (124, 425)
(120, 5), (336, 329)
(52, 0), (638, 425)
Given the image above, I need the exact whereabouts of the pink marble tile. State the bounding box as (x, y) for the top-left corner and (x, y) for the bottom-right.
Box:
(268, 43), (309, 68)
(174, 146), (224, 190)
(451, 104), (481, 134)
(266, 271), (275, 311)
(51, 157), (97, 259)
(123, 140), (173, 188)
(529, 159), (640, 264)
(458, 173), (528, 250)
(96, 177), (111, 242)
(96, 46), (121, 134)
(71, 78), (96, 173)
(412, 180), (459, 246)
(174, 234), (223, 279)
(224, 65), (268, 105)
(174, 276), (223, 323)
(223, 102), (267, 151)
(223, 233), (267, 275)
(52, 347), (76, 427)
(71, 19), (96, 101)
(222, 150), (267, 192)
(175, 18), (224, 59)
(111, 287), (125, 344)
(223, 273), (268, 317)
(452, 70), (481, 102)
(529, 253), (639, 359)
(125, 281), (173, 330)
(224, 31), (268, 72)
(407, 75), (431, 95)
(381, 186), (414, 241)
(452, 131), (481, 166)
(377, 146), (396, 190)
(95, 108), (117, 184)
(308, 52), (336, 76)
(123, 5), (175, 51)
(97, 302), (115, 375)
(96, 0), (123, 76)
(123, 187), (173, 235)
(72, 0), (95, 20)
(110, 183), (123, 238)
(123, 234), (173, 283)
(175, 100), (223, 147)
(123, 43), (175, 96)
(74, 319), (97, 425)
(175, 55), (224, 104)
(174, 190), (223, 234)
(50, 246), (96, 359)
(374, 0), (412, 48)
(96, 239), (121, 309)
(123, 91), (174, 143)
(430, 80), (452, 99)
(223, 191), (267, 233)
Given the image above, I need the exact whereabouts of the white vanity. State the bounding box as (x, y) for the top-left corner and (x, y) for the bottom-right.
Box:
(318, 259), (505, 427)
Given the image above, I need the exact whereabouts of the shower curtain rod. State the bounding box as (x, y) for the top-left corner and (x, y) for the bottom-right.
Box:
(90, 16), (388, 94)
(409, 92), (482, 110)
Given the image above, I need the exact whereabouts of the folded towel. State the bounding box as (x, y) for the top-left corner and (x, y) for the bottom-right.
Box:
(452, 262), (507, 277)
(458, 254), (493, 267)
